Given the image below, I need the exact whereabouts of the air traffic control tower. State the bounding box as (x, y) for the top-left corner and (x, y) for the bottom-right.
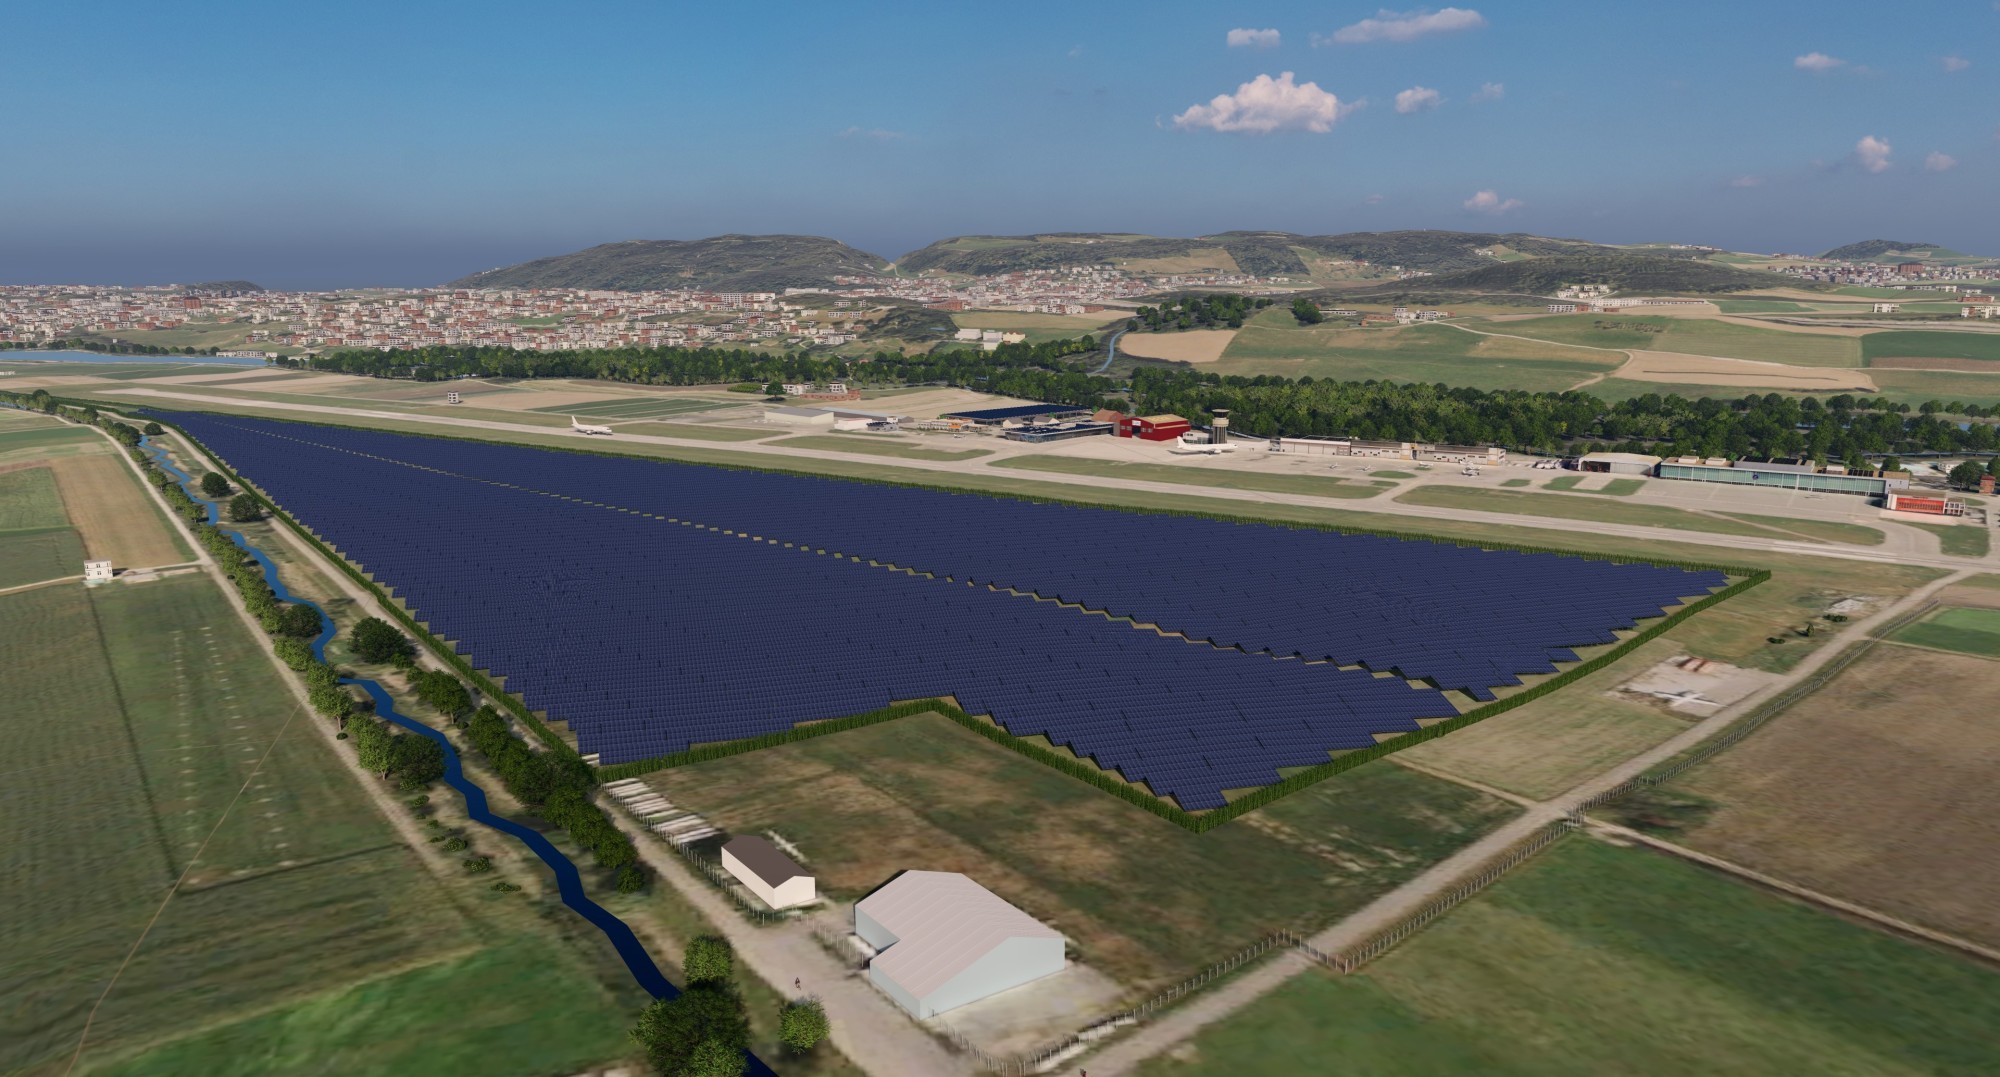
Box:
(1211, 409), (1229, 444)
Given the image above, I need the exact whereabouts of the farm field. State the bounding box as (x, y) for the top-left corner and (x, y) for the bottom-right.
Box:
(1213, 313), (1616, 392)
(0, 562), (638, 1074)
(1397, 638), (1694, 799)
(1891, 605), (2000, 656)
(1666, 645), (2000, 952)
(1863, 368), (2000, 406)
(0, 458), (87, 588)
(1862, 330), (2000, 364)
(764, 433), (993, 460)
(50, 453), (193, 566)
(1135, 838), (2000, 1077)
(990, 454), (1385, 498)
(656, 712), (1522, 989)
(1489, 314), (1862, 366)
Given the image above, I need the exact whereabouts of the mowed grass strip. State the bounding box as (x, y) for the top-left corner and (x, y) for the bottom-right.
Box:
(1905, 520), (1993, 558)
(1136, 838), (2000, 1077)
(992, 455), (1384, 498)
(1862, 330), (2000, 364)
(765, 434), (992, 460)
(1394, 486), (1797, 540)
(1716, 514), (1886, 546)
(87, 936), (638, 1077)
(1892, 606), (2000, 656)
(662, 712), (1520, 989)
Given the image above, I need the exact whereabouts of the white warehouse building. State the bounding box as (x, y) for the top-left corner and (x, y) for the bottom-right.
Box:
(855, 871), (1065, 1018)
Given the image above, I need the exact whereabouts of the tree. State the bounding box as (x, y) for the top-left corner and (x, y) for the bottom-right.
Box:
(631, 986), (749, 1077)
(143, 421), (164, 436)
(616, 863), (648, 893)
(683, 935), (734, 986)
(1947, 461), (1986, 489)
(227, 493), (262, 522)
(351, 616), (415, 664)
(199, 472), (230, 498)
(778, 998), (830, 1053)
(414, 669), (473, 722)
(350, 718), (397, 776)
(1290, 298), (1323, 325)
(1987, 456), (1999, 477)
(1882, 455), (1902, 472)
(682, 1038), (747, 1077)
(275, 603), (323, 638)
(390, 734), (446, 785)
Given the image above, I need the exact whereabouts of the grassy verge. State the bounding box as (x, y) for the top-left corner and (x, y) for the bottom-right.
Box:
(765, 434), (993, 460)
(992, 454), (1385, 499)
(1717, 514), (1887, 546)
(1396, 486), (1795, 539)
(1906, 520), (1993, 558)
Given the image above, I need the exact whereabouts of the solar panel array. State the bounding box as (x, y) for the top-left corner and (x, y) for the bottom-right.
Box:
(161, 412), (1724, 810)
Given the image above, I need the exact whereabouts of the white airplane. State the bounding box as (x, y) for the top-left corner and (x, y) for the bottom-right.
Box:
(571, 416), (614, 436)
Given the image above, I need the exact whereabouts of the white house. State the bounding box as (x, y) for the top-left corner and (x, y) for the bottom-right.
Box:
(83, 560), (114, 584)
(855, 871), (1065, 1019)
(721, 836), (814, 910)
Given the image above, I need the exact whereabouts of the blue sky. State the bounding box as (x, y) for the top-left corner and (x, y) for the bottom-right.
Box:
(2, 1), (1994, 288)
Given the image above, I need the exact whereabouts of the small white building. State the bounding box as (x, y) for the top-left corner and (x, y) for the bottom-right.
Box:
(1578, 451), (1663, 475)
(856, 871), (1065, 1019)
(1872, 302), (1900, 314)
(721, 836), (814, 910)
(83, 560), (114, 584)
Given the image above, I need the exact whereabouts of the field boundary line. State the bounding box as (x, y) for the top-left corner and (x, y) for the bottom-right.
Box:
(61, 698), (309, 1076)
(1592, 822), (2000, 967)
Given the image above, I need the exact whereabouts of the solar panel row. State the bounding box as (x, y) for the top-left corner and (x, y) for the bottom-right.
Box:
(161, 412), (1725, 811)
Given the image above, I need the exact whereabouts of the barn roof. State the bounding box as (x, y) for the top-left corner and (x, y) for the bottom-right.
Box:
(857, 871), (1059, 998)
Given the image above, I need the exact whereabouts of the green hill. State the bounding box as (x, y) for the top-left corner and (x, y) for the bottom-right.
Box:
(446, 235), (890, 291)
(896, 230), (1611, 278)
(1322, 253), (1799, 300)
(1820, 240), (1942, 262)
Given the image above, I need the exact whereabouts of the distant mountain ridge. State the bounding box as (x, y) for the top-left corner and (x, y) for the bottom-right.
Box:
(1326, 252), (1797, 299)
(447, 235), (890, 291)
(896, 230), (1610, 278)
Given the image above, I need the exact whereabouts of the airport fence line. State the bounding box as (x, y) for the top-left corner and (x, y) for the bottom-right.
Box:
(127, 404), (1768, 831)
(1575, 596), (1939, 814)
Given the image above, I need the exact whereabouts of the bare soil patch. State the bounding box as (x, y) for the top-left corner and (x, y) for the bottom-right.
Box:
(50, 453), (189, 567)
(1117, 330), (1240, 363)
(1672, 646), (2000, 950)
(1614, 350), (1877, 391)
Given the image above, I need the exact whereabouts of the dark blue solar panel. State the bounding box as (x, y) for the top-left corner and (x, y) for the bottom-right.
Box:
(941, 403), (1087, 421)
(160, 412), (1725, 811)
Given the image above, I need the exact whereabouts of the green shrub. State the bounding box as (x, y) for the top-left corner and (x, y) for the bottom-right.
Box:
(778, 998), (830, 1053)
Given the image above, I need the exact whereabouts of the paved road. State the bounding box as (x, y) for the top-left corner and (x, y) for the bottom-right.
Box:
(1079, 568), (1972, 1074)
(103, 387), (1995, 572)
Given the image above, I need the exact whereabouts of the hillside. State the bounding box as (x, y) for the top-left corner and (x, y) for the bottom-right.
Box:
(1324, 253), (1797, 300)
(446, 235), (890, 291)
(896, 230), (1612, 278)
(1820, 240), (1942, 262)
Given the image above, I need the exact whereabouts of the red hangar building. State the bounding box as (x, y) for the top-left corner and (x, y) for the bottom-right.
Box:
(1105, 413), (1192, 441)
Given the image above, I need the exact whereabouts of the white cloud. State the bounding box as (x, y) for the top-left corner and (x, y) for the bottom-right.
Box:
(1463, 189), (1523, 214)
(1728, 175), (1764, 188)
(1470, 81), (1504, 102)
(1394, 85), (1443, 113)
(1173, 72), (1350, 134)
(1926, 151), (1959, 172)
(1794, 52), (1845, 72)
(1324, 7), (1486, 45)
(1854, 135), (1892, 173)
(1227, 27), (1280, 48)
(837, 126), (905, 141)
(1942, 55), (1971, 73)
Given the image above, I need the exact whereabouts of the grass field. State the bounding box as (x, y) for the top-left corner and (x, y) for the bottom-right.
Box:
(1669, 645), (2000, 953)
(527, 396), (736, 419)
(765, 434), (993, 460)
(1712, 299), (1808, 313)
(992, 455), (1385, 498)
(1493, 314), (1862, 366)
(1136, 837), (2000, 1077)
(1715, 513), (1886, 546)
(1543, 475), (1643, 495)
(1906, 520), (1993, 558)
(659, 712), (1520, 989)
(0, 465), (69, 530)
(1398, 638), (1693, 799)
(1892, 605), (2000, 656)
(51, 453), (193, 566)
(0, 527), (85, 588)
(1395, 486), (1802, 540)
(1213, 315), (1616, 392)
(1862, 330), (2000, 364)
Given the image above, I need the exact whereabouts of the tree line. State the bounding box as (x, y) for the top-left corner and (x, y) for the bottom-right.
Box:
(1129, 368), (2000, 462)
(1128, 294), (1271, 332)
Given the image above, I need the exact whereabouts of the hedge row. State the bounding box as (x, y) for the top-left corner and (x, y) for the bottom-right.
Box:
(126, 403), (1768, 831)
